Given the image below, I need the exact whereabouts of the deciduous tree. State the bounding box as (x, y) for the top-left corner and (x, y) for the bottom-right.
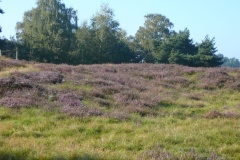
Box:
(135, 14), (174, 62)
(75, 4), (134, 64)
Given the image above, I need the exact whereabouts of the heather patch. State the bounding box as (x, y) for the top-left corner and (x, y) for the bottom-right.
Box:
(0, 57), (26, 70)
(198, 69), (236, 89)
(0, 76), (33, 91)
(57, 92), (83, 107)
(9, 71), (64, 84)
(28, 71), (63, 84)
(162, 76), (190, 87)
(0, 97), (36, 108)
(227, 81), (240, 90)
(1, 58), (240, 119)
(0, 71), (63, 91)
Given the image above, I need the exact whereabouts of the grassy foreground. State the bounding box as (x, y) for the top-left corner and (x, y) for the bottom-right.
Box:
(0, 107), (239, 159)
(0, 57), (240, 159)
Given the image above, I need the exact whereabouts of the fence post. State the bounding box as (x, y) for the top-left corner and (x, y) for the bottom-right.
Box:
(16, 48), (18, 60)
(0, 50), (1, 56)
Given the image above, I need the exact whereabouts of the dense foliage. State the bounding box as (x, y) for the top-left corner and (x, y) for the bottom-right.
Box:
(0, 37), (17, 58)
(1, 0), (225, 67)
(72, 4), (135, 64)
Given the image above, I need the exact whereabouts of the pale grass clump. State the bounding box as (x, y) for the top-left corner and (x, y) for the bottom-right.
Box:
(140, 144), (219, 160)
(205, 106), (240, 119)
(0, 64), (40, 78)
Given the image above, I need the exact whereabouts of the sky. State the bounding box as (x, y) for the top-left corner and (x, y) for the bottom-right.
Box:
(0, 0), (239, 60)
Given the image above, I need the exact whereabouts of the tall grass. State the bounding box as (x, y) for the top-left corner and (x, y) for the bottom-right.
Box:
(0, 107), (239, 159)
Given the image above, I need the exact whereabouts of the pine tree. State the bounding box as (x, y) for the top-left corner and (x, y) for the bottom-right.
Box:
(196, 36), (223, 67)
(16, 0), (78, 63)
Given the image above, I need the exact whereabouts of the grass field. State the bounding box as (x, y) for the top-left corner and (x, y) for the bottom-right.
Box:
(0, 57), (239, 159)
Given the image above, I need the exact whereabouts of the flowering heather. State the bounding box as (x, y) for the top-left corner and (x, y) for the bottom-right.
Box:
(198, 69), (235, 89)
(0, 57), (26, 70)
(0, 76), (32, 89)
(0, 58), (240, 118)
(58, 92), (83, 107)
(0, 97), (37, 108)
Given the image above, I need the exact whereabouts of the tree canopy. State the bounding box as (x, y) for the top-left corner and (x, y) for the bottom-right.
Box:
(0, 0), (4, 33)
(135, 14), (174, 62)
(72, 4), (134, 64)
(133, 15), (223, 67)
(7, 1), (224, 67)
(195, 36), (223, 67)
(221, 55), (240, 68)
(16, 0), (78, 63)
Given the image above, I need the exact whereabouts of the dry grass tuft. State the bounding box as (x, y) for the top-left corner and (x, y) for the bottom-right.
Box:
(140, 144), (220, 160)
(205, 110), (240, 119)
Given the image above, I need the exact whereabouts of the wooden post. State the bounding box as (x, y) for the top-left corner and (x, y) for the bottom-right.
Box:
(16, 48), (18, 60)
(0, 50), (1, 56)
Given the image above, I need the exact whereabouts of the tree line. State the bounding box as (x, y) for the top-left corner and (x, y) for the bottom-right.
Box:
(0, 0), (3, 33)
(0, 0), (234, 67)
(221, 56), (240, 68)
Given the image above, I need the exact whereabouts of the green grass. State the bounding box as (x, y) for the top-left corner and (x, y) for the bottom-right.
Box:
(44, 81), (93, 91)
(0, 106), (239, 159)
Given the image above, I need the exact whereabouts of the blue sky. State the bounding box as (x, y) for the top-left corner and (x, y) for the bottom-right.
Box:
(0, 0), (239, 59)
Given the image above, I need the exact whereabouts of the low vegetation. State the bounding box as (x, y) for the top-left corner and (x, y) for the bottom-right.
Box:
(0, 57), (240, 159)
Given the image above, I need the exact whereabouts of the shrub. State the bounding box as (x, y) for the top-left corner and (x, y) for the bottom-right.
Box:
(58, 92), (83, 107)
(28, 71), (64, 84)
(0, 76), (33, 90)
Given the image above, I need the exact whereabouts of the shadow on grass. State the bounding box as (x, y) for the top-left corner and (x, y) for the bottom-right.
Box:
(0, 151), (101, 160)
(0, 151), (27, 160)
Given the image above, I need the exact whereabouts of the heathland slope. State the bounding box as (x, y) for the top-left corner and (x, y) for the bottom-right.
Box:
(0, 56), (239, 159)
